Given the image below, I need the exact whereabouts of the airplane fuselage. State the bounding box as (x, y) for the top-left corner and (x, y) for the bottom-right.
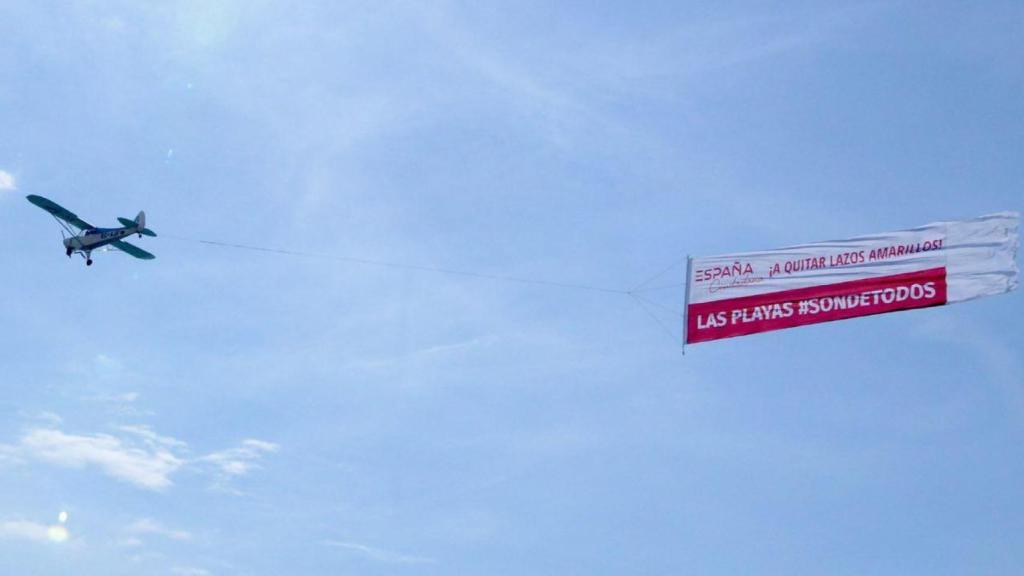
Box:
(64, 225), (140, 252)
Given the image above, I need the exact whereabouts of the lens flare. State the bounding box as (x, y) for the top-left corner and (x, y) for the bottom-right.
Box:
(47, 525), (68, 543)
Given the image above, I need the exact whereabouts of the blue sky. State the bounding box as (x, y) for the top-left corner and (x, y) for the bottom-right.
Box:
(1, 1), (1022, 574)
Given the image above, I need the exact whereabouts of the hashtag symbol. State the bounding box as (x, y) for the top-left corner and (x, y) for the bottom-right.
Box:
(797, 300), (809, 315)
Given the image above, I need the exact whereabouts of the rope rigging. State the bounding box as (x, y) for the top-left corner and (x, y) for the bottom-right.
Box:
(162, 233), (685, 342)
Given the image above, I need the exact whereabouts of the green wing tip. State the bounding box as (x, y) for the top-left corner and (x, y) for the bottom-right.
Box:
(26, 194), (54, 209)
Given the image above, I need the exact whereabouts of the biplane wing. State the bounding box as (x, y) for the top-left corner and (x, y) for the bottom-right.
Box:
(26, 194), (94, 230)
(111, 240), (156, 260)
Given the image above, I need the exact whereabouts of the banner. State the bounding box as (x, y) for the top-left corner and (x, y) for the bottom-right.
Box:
(684, 212), (1019, 345)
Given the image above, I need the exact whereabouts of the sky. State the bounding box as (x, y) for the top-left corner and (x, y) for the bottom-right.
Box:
(0, 1), (1022, 574)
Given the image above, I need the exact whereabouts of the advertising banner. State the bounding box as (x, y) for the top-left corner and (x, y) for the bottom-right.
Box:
(685, 212), (1019, 345)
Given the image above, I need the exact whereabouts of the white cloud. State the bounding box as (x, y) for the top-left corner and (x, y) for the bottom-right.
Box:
(0, 170), (15, 191)
(0, 520), (49, 542)
(171, 567), (211, 576)
(18, 428), (185, 491)
(201, 439), (279, 478)
(323, 540), (436, 565)
(90, 354), (125, 380)
(119, 425), (189, 450)
(0, 444), (19, 465)
(118, 536), (143, 548)
(4, 425), (278, 492)
(126, 518), (192, 541)
(0, 519), (69, 544)
(116, 392), (141, 403)
(37, 412), (64, 426)
(67, 353), (128, 384)
(87, 391), (151, 418)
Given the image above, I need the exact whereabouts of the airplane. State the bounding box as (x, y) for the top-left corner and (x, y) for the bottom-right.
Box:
(27, 194), (156, 266)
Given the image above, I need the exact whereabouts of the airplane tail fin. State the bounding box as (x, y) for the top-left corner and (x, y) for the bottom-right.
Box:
(119, 211), (157, 237)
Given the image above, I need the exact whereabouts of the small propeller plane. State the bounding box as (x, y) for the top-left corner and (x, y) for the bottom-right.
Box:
(27, 194), (156, 266)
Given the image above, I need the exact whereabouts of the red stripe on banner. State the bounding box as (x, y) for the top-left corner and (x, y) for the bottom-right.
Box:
(686, 267), (947, 344)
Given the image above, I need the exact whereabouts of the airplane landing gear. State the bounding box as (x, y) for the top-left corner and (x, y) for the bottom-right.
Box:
(66, 246), (73, 257)
(86, 259), (93, 266)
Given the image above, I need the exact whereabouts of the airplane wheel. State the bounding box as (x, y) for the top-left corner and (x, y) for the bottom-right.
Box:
(86, 259), (93, 266)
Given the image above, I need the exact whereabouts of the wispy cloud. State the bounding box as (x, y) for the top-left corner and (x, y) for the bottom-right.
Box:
(74, 353), (126, 381)
(119, 425), (189, 451)
(412, 3), (881, 156)
(201, 439), (279, 478)
(86, 391), (152, 418)
(323, 540), (436, 565)
(0, 520), (50, 542)
(0, 170), (15, 191)
(118, 536), (143, 548)
(0, 444), (19, 465)
(17, 411), (64, 426)
(5, 426), (277, 492)
(912, 313), (1024, 412)
(415, 6), (594, 150)
(345, 335), (498, 374)
(18, 428), (185, 491)
(126, 518), (192, 541)
(0, 519), (68, 543)
(170, 567), (211, 576)
(38, 411), (63, 425)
